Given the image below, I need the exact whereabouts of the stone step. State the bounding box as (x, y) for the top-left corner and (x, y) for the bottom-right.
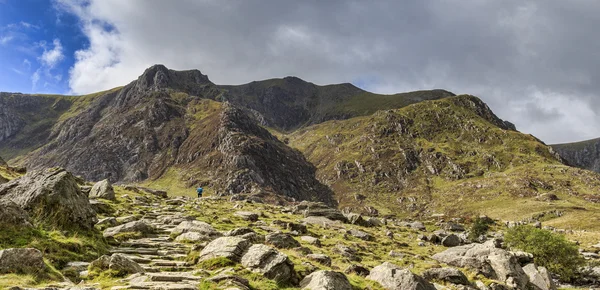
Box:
(146, 272), (202, 282)
(112, 282), (199, 290)
(110, 248), (159, 255)
(150, 260), (189, 267)
(143, 266), (195, 272)
(158, 249), (189, 256)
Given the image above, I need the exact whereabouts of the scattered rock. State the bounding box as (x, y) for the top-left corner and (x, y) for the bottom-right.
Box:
(176, 232), (212, 243)
(224, 227), (255, 237)
(172, 220), (221, 239)
(422, 267), (469, 285)
(300, 270), (352, 290)
(234, 211), (259, 222)
(348, 229), (374, 241)
(410, 221), (426, 231)
(302, 216), (343, 228)
(307, 254), (332, 266)
(108, 254), (145, 274)
(241, 244), (294, 284)
(95, 217), (117, 228)
(0, 248), (44, 274)
(443, 222), (465, 232)
(333, 244), (361, 262)
(366, 262), (435, 290)
(0, 168), (97, 230)
(266, 233), (301, 249)
(103, 220), (154, 238)
(207, 273), (251, 290)
(199, 237), (250, 262)
(89, 179), (116, 200)
(287, 222), (307, 234)
(300, 202), (347, 222)
(345, 264), (370, 277)
(300, 236), (321, 247)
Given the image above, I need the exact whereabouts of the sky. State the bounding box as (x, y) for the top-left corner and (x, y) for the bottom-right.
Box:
(0, 0), (599, 144)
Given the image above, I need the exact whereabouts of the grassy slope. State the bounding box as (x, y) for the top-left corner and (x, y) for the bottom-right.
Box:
(286, 95), (600, 231)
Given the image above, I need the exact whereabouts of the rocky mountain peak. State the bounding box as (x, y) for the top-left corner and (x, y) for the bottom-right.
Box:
(135, 64), (212, 92)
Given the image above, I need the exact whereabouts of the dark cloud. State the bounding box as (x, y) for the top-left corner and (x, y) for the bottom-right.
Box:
(56, 0), (600, 143)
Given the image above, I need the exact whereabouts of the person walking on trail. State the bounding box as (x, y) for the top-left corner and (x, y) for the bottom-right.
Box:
(196, 187), (204, 198)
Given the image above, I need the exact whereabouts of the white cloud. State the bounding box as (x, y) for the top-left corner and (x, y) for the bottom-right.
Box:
(31, 69), (40, 89)
(0, 35), (13, 45)
(55, 0), (600, 143)
(40, 39), (64, 68)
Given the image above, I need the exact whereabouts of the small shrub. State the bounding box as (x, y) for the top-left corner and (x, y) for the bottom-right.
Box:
(468, 216), (494, 241)
(504, 225), (584, 281)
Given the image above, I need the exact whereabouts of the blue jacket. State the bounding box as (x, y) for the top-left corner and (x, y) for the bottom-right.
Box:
(197, 188), (203, 194)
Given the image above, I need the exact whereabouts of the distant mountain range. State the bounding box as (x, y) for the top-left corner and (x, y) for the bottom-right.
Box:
(551, 138), (600, 173)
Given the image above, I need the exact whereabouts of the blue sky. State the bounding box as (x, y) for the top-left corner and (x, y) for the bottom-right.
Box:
(0, 0), (84, 94)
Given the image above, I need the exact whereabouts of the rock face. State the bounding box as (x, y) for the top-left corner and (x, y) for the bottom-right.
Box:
(0, 248), (45, 274)
(198, 237), (250, 262)
(300, 270), (353, 290)
(366, 262), (435, 290)
(552, 137), (600, 173)
(432, 243), (529, 289)
(89, 179), (116, 200)
(0, 168), (96, 229)
(241, 244), (294, 284)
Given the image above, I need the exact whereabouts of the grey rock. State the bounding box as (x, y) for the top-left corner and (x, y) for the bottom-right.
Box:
(441, 234), (461, 247)
(95, 217), (117, 228)
(344, 264), (370, 277)
(349, 229), (374, 241)
(300, 236), (321, 247)
(523, 264), (556, 290)
(199, 237), (250, 262)
(176, 232), (212, 243)
(225, 227), (255, 237)
(172, 220), (221, 238)
(334, 244), (361, 262)
(444, 222), (465, 232)
(307, 254), (332, 266)
(302, 216), (343, 228)
(241, 244), (294, 284)
(410, 221), (426, 231)
(207, 273), (251, 290)
(0, 199), (31, 227)
(234, 211), (259, 222)
(103, 220), (154, 238)
(0, 248), (44, 274)
(422, 267), (469, 285)
(0, 168), (97, 230)
(109, 254), (145, 274)
(65, 261), (90, 272)
(266, 233), (301, 249)
(300, 270), (352, 290)
(89, 179), (115, 200)
(432, 243), (528, 289)
(366, 262), (435, 290)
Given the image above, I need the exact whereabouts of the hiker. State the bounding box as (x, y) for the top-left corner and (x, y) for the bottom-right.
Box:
(196, 187), (203, 198)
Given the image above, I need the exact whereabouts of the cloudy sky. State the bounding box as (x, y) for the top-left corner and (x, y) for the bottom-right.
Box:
(0, 0), (598, 144)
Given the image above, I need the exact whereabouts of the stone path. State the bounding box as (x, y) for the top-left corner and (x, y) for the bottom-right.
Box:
(108, 200), (205, 290)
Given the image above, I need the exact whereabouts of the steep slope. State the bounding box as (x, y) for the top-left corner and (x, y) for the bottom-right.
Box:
(286, 95), (600, 227)
(219, 77), (454, 131)
(552, 138), (600, 173)
(10, 65), (334, 204)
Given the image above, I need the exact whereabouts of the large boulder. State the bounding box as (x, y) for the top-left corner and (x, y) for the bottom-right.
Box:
(198, 237), (250, 262)
(432, 243), (528, 289)
(522, 264), (556, 290)
(0, 168), (97, 229)
(89, 179), (115, 200)
(0, 248), (44, 274)
(0, 199), (31, 227)
(241, 244), (294, 284)
(103, 220), (154, 238)
(172, 220), (221, 238)
(300, 270), (352, 290)
(366, 262), (435, 290)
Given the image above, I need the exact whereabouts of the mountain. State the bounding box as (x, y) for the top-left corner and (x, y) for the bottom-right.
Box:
(551, 138), (600, 173)
(0, 65), (449, 204)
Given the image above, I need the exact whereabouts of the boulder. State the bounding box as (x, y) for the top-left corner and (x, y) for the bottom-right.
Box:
(300, 236), (321, 247)
(0, 248), (44, 274)
(0, 168), (97, 229)
(206, 273), (251, 290)
(307, 254), (332, 266)
(89, 179), (115, 200)
(302, 216), (343, 228)
(366, 262), (435, 290)
(175, 232), (211, 242)
(172, 220), (221, 238)
(0, 200), (31, 227)
(441, 234), (461, 247)
(345, 213), (369, 227)
(410, 221), (426, 231)
(234, 211), (259, 221)
(300, 270), (352, 290)
(90, 254), (144, 275)
(299, 201), (347, 222)
(266, 233), (301, 249)
(349, 229), (374, 241)
(95, 217), (117, 228)
(432, 243), (528, 289)
(103, 220), (154, 238)
(422, 267), (469, 285)
(333, 244), (361, 262)
(443, 222), (466, 232)
(522, 264), (556, 290)
(241, 244), (294, 284)
(199, 237), (250, 262)
(89, 199), (113, 215)
(225, 227), (255, 237)
(286, 222), (307, 234)
(345, 264), (370, 277)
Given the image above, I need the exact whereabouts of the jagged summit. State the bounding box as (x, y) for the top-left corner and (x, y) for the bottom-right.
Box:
(135, 64), (213, 93)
